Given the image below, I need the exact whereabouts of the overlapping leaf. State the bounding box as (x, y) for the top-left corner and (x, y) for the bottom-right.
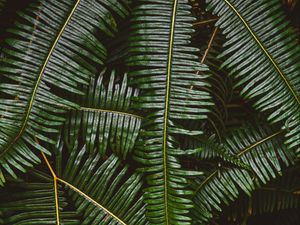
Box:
(192, 125), (294, 223)
(227, 174), (300, 218)
(189, 135), (247, 168)
(0, 136), (148, 225)
(206, 0), (300, 154)
(0, 0), (129, 185)
(64, 69), (141, 159)
(218, 169), (300, 225)
(59, 147), (148, 225)
(0, 0), (299, 224)
(127, 0), (212, 224)
(0, 175), (81, 224)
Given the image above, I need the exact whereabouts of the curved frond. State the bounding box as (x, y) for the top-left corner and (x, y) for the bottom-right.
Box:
(190, 135), (248, 169)
(230, 175), (300, 218)
(0, 139), (148, 225)
(127, 0), (213, 224)
(0, 175), (81, 224)
(192, 125), (295, 223)
(0, 0), (129, 185)
(64, 69), (141, 159)
(206, 0), (300, 154)
(224, 125), (294, 182)
(58, 149), (148, 225)
(219, 169), (300, 225)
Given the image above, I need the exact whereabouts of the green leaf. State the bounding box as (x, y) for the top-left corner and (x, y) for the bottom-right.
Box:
(0, 138), (148, 225)
(206, 0), (300, 154)
(0, 0), (129, 185)
(0, 175), (81, 225)
(64, 69), (142, 159)
(127, 0), (212, 224)
(192, 124), (295, 223)
(220, 169), (300, 225)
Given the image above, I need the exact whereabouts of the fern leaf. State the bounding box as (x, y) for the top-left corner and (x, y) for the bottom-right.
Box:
(192, 125), (294, 223)
(206, 0), (300, 154)
(0, 0), (129, 185)
(127, 0), (212, 224)
(64, 69), (141, 159)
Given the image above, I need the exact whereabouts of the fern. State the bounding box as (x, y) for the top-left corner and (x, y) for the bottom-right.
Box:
(192, 124), (295, 223)
(0, 0), (300, 224)
(0, 135), (148, 224)
(127, 0), (212, 223)
(206, 0), (300, 154)
(0, 0), (129, 185)
(64, 69), (141, 159)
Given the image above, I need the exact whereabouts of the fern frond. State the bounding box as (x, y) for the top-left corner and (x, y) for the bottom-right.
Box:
(192, 124), (294, 223)
(184, 135), (247, 169)
(64, 69), (141, 159)
(0, 139), (148, 225)
(206, 0), (300, 154)
(229, 175), (300, 218)
(0, 174), (81, 224)
(127, 0), (212, 223)
(219, 169), (300, 225)
(0, 0), (129, 185)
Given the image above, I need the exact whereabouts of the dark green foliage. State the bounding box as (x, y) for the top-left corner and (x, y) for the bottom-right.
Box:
(127, 0), (212, 223)
(0, 138), (148, 224)
(207, 0), (300, 154)
(217, 169), (300, 225)
(64, 69), (141, 159)
(0, 0), (300, 225)
(192, 124), (295, 223)
(0, 0), (129, 185)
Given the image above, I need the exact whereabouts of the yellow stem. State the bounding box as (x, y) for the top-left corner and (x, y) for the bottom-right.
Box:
(0, 0), (81, 158)
(41, 152), (60, 225)
(223, 0), (300, 105)
(41, 152), (126, 225)
(193, 18), (218, 26)
(163, 0), (179, 223)
(201, 27), (218, 64)
(237, 131), (283, 157)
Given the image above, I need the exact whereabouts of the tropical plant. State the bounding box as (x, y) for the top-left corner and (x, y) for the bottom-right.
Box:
(0, 0), (299, 224)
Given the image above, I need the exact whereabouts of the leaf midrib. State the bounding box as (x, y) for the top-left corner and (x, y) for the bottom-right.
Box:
(0, 0), (81, 158)
(163, 0), (178, 223)
(237, 130), (282, 156)
(78, 106), (143, 119)
(194, 130), (282, 194)
(223, 0), (300, 105)
(41, 152), (127, 225)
